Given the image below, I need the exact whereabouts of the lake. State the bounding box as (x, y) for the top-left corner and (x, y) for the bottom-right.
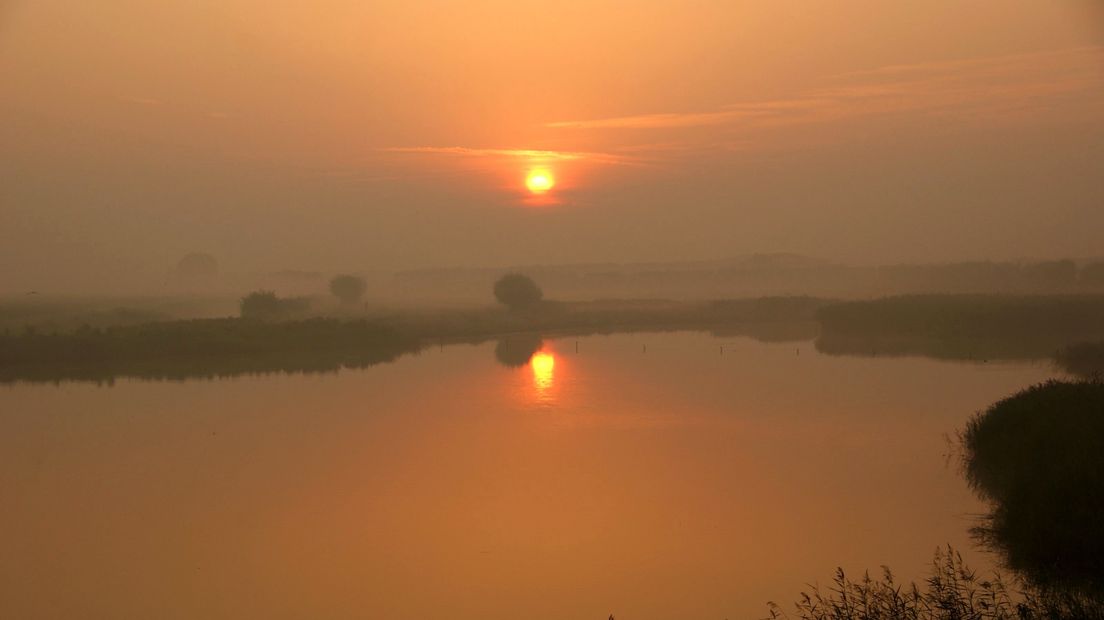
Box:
(0, 330), (1061, 619)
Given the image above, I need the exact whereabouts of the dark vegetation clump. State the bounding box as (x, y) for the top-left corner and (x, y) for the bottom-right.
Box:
(1054, 342), (1104, 379)
(0, 295), (827, 383)
(329, 274), (367, 305)
(493, 273), (543, 311)
(961, 380), (1104, 601)
(767, 547), (1103, 620)
(239, 290), (311, 321)
(816, 295), (1104, 361)
(493, 334), (543, 367)
(172, 252), (218, 278)
(0, 318), (420, 384)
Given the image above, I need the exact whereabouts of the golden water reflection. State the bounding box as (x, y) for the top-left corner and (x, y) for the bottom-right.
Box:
(530, 351), (555, 392)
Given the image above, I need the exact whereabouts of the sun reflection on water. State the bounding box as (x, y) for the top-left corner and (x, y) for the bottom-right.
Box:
(530, 351), (555, 393)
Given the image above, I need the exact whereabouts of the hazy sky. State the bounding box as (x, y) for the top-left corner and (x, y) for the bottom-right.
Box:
(2, 1), (1103, 292)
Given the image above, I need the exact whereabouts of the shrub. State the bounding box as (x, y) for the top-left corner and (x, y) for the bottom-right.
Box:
(239, 291), (310, 321)
(493, 273), (543, 311)
(329, 274), (367, 305)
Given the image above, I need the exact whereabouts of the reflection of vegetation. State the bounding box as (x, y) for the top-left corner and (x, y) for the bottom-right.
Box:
(1055, 342), (1104, 379)
(710, 320), (820, 342)
(816, 295), (1104, 361)
(0, 319), (420, 384)
(767, 547), (1102, 620)
(815, 331), (1073, 362)
(961, 381), (1104, 602)
(493, 334), (543, 368)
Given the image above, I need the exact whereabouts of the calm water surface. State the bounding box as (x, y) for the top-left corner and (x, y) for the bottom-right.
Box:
(0, 331), (1060, 619)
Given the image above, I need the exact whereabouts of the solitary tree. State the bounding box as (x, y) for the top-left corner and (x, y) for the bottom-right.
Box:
(329, 274), (367, 305)
(493, 273), (543, 311)
(172, 252), (218, 278)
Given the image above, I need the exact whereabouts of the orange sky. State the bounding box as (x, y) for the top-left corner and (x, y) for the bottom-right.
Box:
(1, 1), (1103, 292)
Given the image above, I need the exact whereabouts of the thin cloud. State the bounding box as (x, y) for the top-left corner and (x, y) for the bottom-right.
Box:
(545, 46), (1104, 132)
(381, 146), (632, 165)
(547, 110), (756, 130)
(825, 45), (1104, 82)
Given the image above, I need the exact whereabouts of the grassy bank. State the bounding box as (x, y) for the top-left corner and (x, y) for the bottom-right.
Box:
(816, 295), (1104, 361)
(0, 318), (420, 384)
(0, 297), (826, 384)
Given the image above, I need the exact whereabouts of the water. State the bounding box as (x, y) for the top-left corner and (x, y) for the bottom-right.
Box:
(0, 331), (1060, 619)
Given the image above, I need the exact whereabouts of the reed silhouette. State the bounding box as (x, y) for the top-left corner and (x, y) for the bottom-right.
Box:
(767, 547), (1102, 620)
(961, 380), (1104, 602)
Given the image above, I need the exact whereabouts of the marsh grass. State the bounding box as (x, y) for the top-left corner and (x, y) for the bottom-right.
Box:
(0, 296), (824, 383)
(816, 295), (1104, 362)
(960, 380), (1104, 600)
(767, 547), (1103, 620)
(0, 318), (421, 384)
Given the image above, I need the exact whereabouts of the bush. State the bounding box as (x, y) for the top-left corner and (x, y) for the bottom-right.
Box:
(239, 291), (310, 321)
(493, 273), (543, 311)
(329, 274), (367, 305)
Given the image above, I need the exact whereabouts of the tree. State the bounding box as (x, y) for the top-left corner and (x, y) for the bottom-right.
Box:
(493, 273), (543, 311)
(329, 274), (367, 305)
(172, 252), (218, 278)
(240, 291), (284, 320)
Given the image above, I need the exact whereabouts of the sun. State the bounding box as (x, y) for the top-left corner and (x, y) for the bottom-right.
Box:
(525, 169), (555, 194)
